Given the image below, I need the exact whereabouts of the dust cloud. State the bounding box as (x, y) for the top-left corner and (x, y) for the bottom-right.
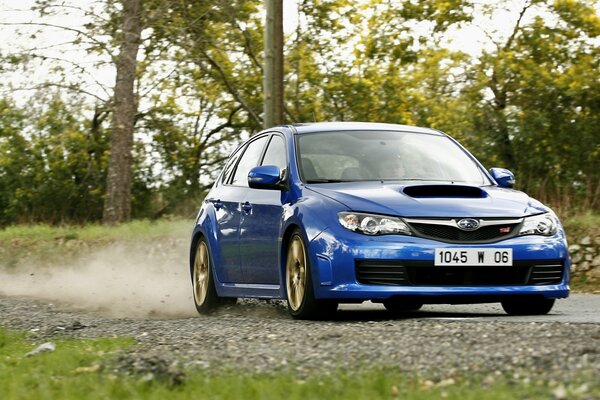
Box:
(0, 240), (198, 319)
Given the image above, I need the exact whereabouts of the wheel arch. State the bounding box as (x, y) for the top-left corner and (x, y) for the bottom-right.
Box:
(189, 230), (204, 278)
(280, 223), (301, 281)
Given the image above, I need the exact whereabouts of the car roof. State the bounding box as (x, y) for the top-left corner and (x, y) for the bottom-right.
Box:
(288, 122), (444, 136)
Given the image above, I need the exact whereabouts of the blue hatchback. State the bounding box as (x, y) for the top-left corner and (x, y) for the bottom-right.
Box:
(190, 122), (570, 319)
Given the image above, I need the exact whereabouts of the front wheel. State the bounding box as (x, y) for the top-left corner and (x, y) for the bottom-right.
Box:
(192, 238), (235, 314)
(285, 231), (337, 320)
(501, 297), (555, 316)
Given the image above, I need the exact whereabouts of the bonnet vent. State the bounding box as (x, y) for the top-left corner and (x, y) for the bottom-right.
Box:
(403, 185), (486, 198)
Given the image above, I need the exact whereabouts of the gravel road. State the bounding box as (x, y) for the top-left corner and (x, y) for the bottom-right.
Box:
(1, 294), (599, 384)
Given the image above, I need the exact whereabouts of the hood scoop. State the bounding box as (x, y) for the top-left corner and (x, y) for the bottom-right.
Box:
(403, 185), (487, 198)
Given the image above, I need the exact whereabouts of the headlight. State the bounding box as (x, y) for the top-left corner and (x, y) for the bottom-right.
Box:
(518, 213), (558, 236)
(338, 212), (412, 236)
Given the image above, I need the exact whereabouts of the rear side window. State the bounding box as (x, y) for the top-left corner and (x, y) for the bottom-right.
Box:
(221, 148), (244, 184)
(231, 135), (269, 186)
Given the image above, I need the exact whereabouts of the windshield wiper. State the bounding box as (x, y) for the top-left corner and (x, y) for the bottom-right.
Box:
(305, 179), (344, 184)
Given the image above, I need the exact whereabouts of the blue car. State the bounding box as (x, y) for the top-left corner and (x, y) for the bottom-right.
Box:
(190, 122), (570, 319)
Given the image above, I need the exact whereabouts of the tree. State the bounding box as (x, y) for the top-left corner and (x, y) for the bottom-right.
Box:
(102, 0), (143, 224)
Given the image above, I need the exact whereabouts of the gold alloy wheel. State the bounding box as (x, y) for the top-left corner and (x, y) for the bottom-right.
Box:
(286, 235), (307, 311)
(193, 241), (210, 306)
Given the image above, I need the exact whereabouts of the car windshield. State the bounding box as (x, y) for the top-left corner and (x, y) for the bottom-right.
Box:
(297, 130), (489, 184)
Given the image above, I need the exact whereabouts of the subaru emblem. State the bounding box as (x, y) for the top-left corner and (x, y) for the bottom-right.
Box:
(457, 218), (480, 231)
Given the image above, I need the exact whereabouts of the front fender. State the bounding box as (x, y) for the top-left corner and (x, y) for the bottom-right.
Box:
(279, 188), (346, 298)
(281, 186), (346, 243)
(189, 202), (222, 281)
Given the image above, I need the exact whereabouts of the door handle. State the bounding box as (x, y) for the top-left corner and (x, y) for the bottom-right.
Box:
(207, 198), (223, 210)
(241, 201), (252, 213)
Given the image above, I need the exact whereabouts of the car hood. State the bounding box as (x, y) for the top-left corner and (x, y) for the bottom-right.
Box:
(306, 181), (548, 218)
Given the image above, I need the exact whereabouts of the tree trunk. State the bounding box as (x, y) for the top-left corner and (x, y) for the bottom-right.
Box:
(103, 0), (142, 224)
(263, 0), (284, 129)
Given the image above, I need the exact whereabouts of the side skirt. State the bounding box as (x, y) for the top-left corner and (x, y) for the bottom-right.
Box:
(217, 283), (283, 299)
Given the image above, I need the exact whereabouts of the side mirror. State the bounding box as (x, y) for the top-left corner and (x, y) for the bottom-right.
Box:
(489, 168), (515, 188)
(248, 165), (285, 190)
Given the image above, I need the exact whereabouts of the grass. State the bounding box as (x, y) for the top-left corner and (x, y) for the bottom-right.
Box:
(562, 211), (600, 239)
(1, 327), (598, 400)
(0, 327), (135, 399)
(0, 218), (191, 269)
(0, 218), (191, 242)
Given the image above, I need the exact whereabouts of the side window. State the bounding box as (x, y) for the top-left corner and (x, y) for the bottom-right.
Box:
(221, 147), (244, 184)
(261, 135), (287, 170)
(231, 135), (269, 186)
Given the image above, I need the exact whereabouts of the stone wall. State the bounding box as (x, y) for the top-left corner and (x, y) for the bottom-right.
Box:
(569, 235), (600, 280)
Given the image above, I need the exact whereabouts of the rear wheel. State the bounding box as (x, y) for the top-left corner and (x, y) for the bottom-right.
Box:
(501, 297), (555, 315)
(286, 231), (337, 319)
(192, 238), (235, 314)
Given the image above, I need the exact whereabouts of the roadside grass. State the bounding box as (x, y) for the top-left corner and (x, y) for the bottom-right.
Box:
(562, 212), (600, 238)
(562, 212), (600, 293)
(0, 327), (135, 399)
(0, 219), (191, 269)
(1, 327), (598, 400)
(0, 218), (191, 242)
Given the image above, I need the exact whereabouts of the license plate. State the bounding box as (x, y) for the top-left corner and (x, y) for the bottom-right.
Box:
(434, 248), (512, 266)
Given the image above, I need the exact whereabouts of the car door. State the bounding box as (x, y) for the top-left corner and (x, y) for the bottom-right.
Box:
(239, 133), (288, 284)
(209, 147), (246, 283)
(212, 135), (269, 283)
(216, 135), (269, 283)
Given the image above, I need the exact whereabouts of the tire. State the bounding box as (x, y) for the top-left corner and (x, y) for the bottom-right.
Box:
(285, 230), (337, 320)
(192, 238), (235, 314)
(383, 299), (423, 314)
(501, 297), (555, 316)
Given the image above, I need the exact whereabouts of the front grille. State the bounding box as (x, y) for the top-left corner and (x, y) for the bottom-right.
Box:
(405, 218), (521, 243)
(355, 260), (564, 286)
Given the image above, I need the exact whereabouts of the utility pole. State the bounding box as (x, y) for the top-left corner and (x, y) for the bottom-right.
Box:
(263, 0), (284, 129)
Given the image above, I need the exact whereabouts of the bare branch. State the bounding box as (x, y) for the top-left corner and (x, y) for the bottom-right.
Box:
(7, 83), (109, 102)
(504, 2), (532, 50)
(0, 22), (114, 59)
(204, 105), (243, 142)
(31, 3), (112, 24)
(233, 21), (263, 73)
(138, 64), (182, 99)
(26, 53), (112, 99)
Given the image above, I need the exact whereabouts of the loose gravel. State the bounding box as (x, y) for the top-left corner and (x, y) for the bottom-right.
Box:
(1, 296), (599, 384)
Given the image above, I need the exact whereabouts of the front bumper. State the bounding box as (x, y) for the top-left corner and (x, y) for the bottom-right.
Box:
(308, 227), (570, 302)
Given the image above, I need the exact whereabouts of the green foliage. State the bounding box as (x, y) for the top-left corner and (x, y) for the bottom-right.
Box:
(0, 96), (107, 225)
(1, 96), (94, 224)
(0, 92), (159, 225)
